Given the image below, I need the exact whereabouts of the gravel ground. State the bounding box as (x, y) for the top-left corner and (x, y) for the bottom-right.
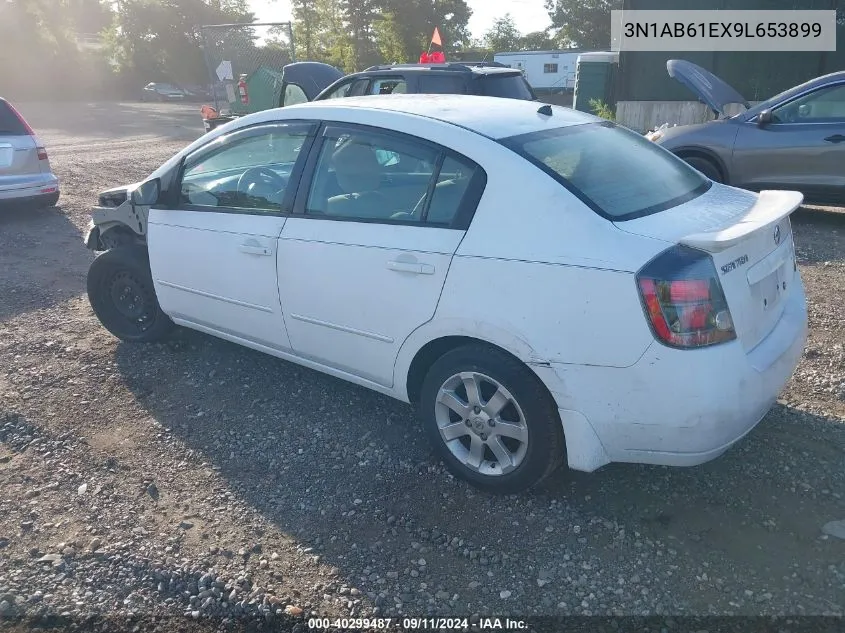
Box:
(0, 102), (844, 631)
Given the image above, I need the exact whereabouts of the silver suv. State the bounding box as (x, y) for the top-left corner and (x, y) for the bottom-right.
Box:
(0, 98), (60, 210)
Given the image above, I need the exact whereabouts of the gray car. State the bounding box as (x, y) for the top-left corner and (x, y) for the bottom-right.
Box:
(650, 60), (845, 205)
(0, 98), (60, 209)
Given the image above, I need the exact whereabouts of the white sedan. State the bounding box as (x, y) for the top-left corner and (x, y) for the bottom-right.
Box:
(84, 95), (808, 493)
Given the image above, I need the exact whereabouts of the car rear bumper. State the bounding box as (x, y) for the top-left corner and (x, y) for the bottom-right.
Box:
(541, 278), (808, 471)
(0, 175), (59, 206)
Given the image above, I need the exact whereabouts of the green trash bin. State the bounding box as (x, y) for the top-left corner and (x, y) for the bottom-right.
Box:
(573, 51), (619, 114)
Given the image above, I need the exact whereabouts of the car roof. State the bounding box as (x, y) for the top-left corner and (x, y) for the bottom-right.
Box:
(283, 94), (599, 139)
(356, 63), (519, 76)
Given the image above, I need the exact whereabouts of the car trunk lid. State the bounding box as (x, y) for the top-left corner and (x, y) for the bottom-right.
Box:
(616, 187), (802, 352)
(0, 136), (41, 188)
(0, 99), (44, 188)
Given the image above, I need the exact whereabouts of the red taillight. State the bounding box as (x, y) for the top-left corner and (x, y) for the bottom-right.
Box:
(6, 101), (36, 136)
(37, 147), (48, 161)
(636, 246), (736, 349)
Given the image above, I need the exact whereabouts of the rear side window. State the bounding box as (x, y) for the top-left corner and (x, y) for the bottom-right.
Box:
(370, 78), (407, 95)
(476, 74), (535, 100)
(501, 122), (710, 220)
(0, 100), (29, 136)
(418, 75), (467, 95)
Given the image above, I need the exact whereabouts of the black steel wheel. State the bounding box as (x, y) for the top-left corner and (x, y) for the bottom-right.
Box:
(87, 246), (174, 342)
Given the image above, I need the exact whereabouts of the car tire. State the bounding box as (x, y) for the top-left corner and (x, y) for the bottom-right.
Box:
(419, 344), (565, 493)
(87, 246), (175, 343)
(683, 156), (723, 183)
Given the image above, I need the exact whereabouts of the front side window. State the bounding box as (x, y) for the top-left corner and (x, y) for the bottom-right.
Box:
(323, 80), (355, 100)
(502, 122), (710, 220)
(305, 129), (482, 226)
(179, 125), (310, 213)
(772, 83), (845, 123)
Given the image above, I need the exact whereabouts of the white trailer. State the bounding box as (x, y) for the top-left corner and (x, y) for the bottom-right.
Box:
(493, 50), (584, 90)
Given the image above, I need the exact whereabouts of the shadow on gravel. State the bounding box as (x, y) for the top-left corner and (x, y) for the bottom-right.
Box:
(113, 327), (845, 614)
(793, 207), (845, 265)
(0, 205), (89, 322)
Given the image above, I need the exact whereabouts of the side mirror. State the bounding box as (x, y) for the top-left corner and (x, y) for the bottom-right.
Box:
(130, 178), (160, 206)
(757, 109), (773, 127)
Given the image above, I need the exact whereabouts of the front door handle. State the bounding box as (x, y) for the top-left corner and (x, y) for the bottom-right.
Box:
(824, 134), (845, 144)
(238, 242), (272, 256)
(387, 260), (435, 275)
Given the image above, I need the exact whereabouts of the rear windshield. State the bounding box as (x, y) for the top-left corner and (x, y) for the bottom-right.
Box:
(476, 74), (536, 100)
(417, 75), (468, 94)
(500, 122), (710, 220)
(0, 100), (28, 136)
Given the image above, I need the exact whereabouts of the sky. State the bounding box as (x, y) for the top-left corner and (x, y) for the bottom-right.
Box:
(246, 0), (553, 41)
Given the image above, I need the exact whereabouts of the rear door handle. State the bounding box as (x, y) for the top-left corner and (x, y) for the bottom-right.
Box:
(238, 242), (272, 256)
(387, 260), (435, 275)
(824, 134), (845, 143)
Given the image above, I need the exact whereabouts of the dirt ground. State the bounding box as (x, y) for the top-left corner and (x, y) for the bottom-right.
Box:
(0, 102), (843, 631)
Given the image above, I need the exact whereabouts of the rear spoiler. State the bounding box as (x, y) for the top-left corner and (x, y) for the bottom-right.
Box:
(680, 190), (803, 253)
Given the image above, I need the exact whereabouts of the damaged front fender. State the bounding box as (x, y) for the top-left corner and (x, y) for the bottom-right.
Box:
(85, 184), (150, 251)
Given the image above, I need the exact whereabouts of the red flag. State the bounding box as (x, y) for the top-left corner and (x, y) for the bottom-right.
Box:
(431, 27), (442, 47)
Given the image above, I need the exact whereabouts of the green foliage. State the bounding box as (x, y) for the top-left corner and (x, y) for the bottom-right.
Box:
(589, 98), (616, 121)
(0, 0), (476, 100)
(372, 0), (472, 65)
(106, 0), (254, 89)
(545, 0), (621, 49)
(0, 0), (115, 100)
(519, 30), (556, 51)
(484, 14), (521, 53)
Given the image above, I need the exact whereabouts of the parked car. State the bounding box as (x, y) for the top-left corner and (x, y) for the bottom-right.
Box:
(84, 95), (807, 493)
(202, 62), (536, 133)
(0, 97), (59, 210)
(648, 59), (845, 205)
(314, 62), (535, 102)
(141, 83), (188, 102)
(178, 84), (212, 102)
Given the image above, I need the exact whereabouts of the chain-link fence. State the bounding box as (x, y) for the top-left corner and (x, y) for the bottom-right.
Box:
(201, 22), (295, 114)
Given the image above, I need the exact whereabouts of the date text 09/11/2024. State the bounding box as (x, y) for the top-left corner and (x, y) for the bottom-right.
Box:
(307, 617), (529, 630)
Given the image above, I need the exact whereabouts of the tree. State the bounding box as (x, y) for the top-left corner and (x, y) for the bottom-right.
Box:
(291, 0), (321, 61)
(545, 0), (620, 49)
(65, 0), (114, 35)
(342, 0), (380, 70)
(518, 30), (555, 51)
(376, 0), (472, 64)
(106, 0), (255, 90)
(0, 0), (104, 99)
(483, 14), (520, 53)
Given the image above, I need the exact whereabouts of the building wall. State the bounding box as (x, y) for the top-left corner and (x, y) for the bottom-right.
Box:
(493, 51), (583, 90)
